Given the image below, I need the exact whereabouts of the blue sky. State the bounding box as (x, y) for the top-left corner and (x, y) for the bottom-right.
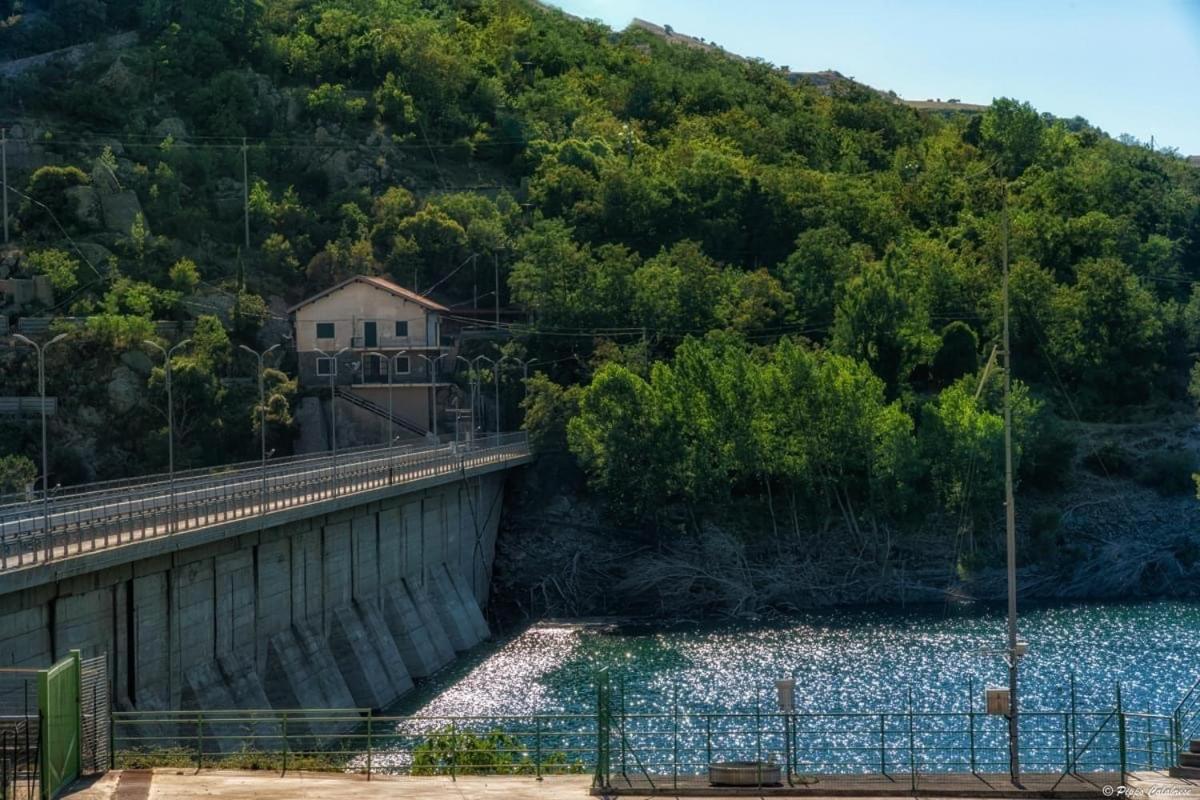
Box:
(551, 0), (1200, 156)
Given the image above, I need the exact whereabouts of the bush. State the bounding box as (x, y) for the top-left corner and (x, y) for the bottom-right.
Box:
(1081, 440), (1135, 477)
(412, 728), (580, 776)
(0, 454), (37, 494)
(1135, 449), (1199, 496)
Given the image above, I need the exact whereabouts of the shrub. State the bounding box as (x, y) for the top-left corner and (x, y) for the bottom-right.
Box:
(412, 728), (579, 776)
(1081, 440), (1135, 477)
(0, 455), (37, 494)
(1136, 449), (1199, 496)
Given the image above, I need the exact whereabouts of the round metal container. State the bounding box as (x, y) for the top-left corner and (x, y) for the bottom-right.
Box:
(708, 761), (782, 786)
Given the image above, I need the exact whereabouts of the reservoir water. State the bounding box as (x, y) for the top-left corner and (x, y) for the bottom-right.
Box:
(369, 600), (1200, 774)
(404, 600), (1200, 718)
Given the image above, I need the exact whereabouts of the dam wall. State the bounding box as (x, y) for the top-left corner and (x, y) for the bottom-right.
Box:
(0, 471), (507, 713)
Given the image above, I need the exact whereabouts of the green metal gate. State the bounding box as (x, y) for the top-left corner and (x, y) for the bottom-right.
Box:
(37, 652), (80, 800)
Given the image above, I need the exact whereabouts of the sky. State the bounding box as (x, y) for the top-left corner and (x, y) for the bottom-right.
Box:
(551, 0), (1200, 156)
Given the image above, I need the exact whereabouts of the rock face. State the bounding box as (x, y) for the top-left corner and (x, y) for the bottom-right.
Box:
(64, 185), (102, 229)
(106, 365), (142, 414)
(153, 117), (189, 141)
(97, 57), (137, 96)
(99, 190), (144, 235)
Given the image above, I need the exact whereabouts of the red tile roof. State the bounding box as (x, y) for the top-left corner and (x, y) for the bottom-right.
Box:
(287, 275), (449, 314)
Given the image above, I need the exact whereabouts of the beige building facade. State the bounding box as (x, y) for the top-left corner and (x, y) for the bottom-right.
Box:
(289, 276), (456, 438)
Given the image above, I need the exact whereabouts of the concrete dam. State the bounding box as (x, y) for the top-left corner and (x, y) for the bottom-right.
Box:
(0, 437), (532, 713)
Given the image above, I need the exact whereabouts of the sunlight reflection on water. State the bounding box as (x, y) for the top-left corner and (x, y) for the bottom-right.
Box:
(359, 600), (1200, 772)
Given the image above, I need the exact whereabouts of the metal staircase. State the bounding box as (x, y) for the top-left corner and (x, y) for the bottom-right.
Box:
(335, 387), (428, 437)
(1172, 676), (1200, 778)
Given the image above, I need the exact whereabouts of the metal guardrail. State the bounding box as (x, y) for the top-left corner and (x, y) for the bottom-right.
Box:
(107, 701), (1175, 786)
(112, 708), (594, 777)
(591, 674), (1178, 792)
(0, 398), (55, 416)
(1175, 674), (1200, 751)
(0, 433), (530, 572)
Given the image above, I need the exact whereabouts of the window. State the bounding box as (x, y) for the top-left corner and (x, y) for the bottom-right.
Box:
(394, 355), (410, 375)
(316, 322), (335, 340)
(316, 357), (335, 376)
(394, 320), (408, 338)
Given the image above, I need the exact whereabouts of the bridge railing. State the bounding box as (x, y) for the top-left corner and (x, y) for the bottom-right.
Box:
(0, 432), (530, 571)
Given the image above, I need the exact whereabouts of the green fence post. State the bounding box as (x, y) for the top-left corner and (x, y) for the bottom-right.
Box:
(755, 687), (762, 787)
(366, 710), (373, 781)
(619, 674), (627, 779)
(450, 718), (457, 782)
(1070, 673), (1078, 774)
(593, 670), (611, 791)
(705, 714), (712, 768)
(281, 713), (288, 777)
(968, 677), (976, 775)
(196, 713), (204, 773)
(535, 715), (543, 781)
(70, 651), (81, 784)
(1117, 682), (1126, 783)
(673, 685), (680, 791)
(880, 713), (887, 775)
(908, 687), (916, 793)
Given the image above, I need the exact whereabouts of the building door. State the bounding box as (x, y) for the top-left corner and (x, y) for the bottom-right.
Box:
(364, 320), (378, 348)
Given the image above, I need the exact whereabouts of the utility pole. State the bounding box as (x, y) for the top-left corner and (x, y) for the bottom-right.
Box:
(494, 253), (500, 330)
(242, 138), (250, 250)
(472, 253), (478, 310)
(2, 127), (8, 244)
(1002, 187), (1022, 788)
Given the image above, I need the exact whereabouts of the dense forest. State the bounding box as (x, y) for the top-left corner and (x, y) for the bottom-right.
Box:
(2, 0), (1199, 609)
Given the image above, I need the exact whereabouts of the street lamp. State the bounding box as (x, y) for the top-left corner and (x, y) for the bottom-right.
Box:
(363, 351), (393, 451)
(144, 337), (191, 534)
(471, 355), (498, 439)
(238, 343), (280, 516)
(12, 332), (68, 559)
(499, 356), (538, 431)
(414, 352), (447, 442)
(455, 355), (477, 444)
(314, 346), (351, 494)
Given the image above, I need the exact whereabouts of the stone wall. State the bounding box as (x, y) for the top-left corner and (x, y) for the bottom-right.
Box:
(0, 472), (507, 714)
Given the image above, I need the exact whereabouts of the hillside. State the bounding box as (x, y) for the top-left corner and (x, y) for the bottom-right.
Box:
(1, 0), (1199, 608)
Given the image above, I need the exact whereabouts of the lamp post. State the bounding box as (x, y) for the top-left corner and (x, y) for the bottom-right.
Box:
(314, 346), (351, 494)
(238, 343), (280, 516)
(414, 352), (447, 442)
(504, 356), (537, 430)
(471, 355), (498, 439)
(455, 355), (477, 444)
(363, 351), (393, 451)
(12, 332), (68, 559)
(144, 338), (191, 534)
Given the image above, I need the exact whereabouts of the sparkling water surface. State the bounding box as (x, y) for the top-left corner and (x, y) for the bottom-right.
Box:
(402, 600), (1200, 718)
(362, 600), (1200, 774)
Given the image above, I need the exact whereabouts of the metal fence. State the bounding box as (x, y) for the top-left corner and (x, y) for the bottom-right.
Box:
(111, 708), (596, 778)
(0, 717), (38, 800)
(0, 433), (530, 571)
(105, 681), (1185, 790)
(591, 674), (1180, 793)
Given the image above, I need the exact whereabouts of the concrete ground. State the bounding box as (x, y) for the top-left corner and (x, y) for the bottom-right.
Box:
(61, 769), (1200, 799)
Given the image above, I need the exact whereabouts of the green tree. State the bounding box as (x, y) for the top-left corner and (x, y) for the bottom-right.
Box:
(25, 249), (81, 293)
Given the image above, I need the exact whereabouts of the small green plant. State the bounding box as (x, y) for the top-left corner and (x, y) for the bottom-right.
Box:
(412, 728), (581, 776)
